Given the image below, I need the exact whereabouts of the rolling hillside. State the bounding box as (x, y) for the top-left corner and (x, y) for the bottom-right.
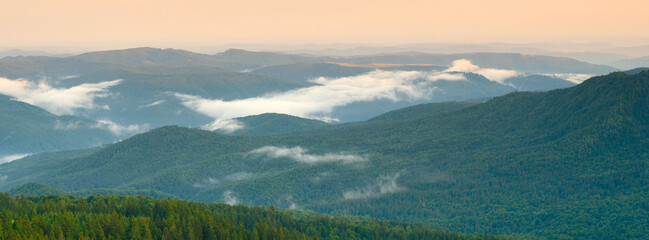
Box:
(2, 70), (648, 238)
(226, 113), (330, 136)
(1, 48), (609, 132)
(0, 94), (117, 156)
(502, 74), (576, 91)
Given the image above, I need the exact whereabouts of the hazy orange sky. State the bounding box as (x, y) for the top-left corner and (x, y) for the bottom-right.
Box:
(1, 0), (648, 49)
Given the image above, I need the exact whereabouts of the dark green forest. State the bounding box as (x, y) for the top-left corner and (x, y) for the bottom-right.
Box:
(0, 193), (509, 240)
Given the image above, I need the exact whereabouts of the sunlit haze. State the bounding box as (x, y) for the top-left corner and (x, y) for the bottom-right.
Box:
(2, 0), (648, 51)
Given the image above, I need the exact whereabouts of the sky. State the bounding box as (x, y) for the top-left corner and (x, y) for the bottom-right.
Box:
(1, 0), (648, 50)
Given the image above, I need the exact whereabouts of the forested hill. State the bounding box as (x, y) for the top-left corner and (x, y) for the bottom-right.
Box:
(0, 193), (510, 240)
(0, 47), (608, 144)
(301, 69), (649, 152)
(228, 113), (330, 136)
(1, 70), (649, 238)
(0, 94), (117, 156)
(365, 101), (478, 123)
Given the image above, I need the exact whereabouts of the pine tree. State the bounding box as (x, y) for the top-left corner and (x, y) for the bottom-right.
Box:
(129, 218), (142, 240)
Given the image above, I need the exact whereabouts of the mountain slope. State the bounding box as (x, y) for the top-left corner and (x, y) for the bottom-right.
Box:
(213, 48), (319, 71)
(0, 94), (117, 156)
(7, 182), (65, 196)
(608, 56), (649, 70)
(503, 74), (576, 91)
(624, 67), (649, 75)
(0, 56), (123, 79)
(0, 54), (316, 130)
(226, 113), (330, 136)
(71, 47), (225, 67)
(8, 182), (177, 199)
(366, 101), (478, 123)
(1, 48), (610, 130)
(323, 72), (515, 122)
(2, 71), (648, 238)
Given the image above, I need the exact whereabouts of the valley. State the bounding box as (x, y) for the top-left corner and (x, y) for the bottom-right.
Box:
(2, 52), (648, 237)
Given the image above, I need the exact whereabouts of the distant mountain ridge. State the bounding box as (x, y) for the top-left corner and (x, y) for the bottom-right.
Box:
(330, 52), (617, 74)
(6, 47), (613, 74)
(72, 47), (224, 67)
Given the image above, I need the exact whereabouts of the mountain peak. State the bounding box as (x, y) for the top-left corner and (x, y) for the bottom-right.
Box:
(71, 47), (218, 67)
(221, 48), (252, 54)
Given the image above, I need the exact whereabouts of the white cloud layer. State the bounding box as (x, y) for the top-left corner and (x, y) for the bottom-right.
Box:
(223, 190), (238, 205)
(201, 119), (245, 133)
(193, 172), (257, 188)
(175, 61), (520, 123)
(250, 146), (366, 164)
(426, 72), (467, 82)
(0, 153), (31, 164)
(193, 177), (219, 188)
(445, 59), (520, 83)
(92, 120), (148, 137)
(175, 70), (433, 121)
(54, 120), (85, 130)
(277, 195), (298, 210)
(224, 172), (256, 181)
(61, 75), (79, 80)
(311, 171), (336, 183)
(139, 100), (166, 109)
(543, 73), (593, 84)
(343, 173), (405, 200)
(53, 119), (146, 137)
(0, 77), (122, 115)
